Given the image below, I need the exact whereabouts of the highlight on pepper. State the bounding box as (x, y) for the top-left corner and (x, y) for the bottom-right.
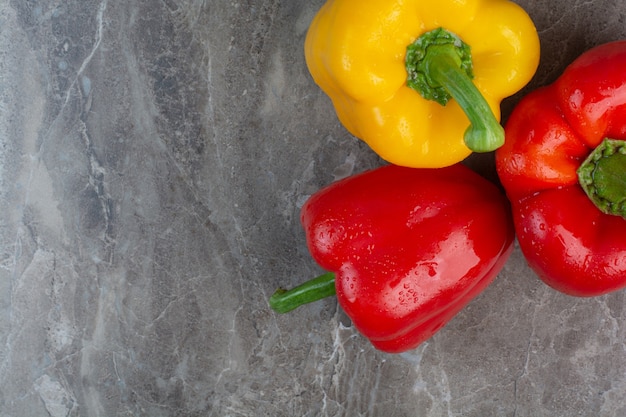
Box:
(270, 164), (515, 353)
(304, 0), (540, 168)
(495, 40), (626, 297)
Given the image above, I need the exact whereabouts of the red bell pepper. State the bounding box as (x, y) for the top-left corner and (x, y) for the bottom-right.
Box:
(270, 164), (514, 353)
(496, 41), (626, 297)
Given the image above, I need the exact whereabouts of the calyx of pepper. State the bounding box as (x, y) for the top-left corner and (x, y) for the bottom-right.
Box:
(577, 138), (626, 218)
(405, 28), (505, 153)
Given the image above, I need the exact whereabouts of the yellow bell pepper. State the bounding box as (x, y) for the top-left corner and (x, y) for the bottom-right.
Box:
(304, 0), (540, 168)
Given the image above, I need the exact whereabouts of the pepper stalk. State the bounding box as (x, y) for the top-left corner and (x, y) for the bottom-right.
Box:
(406, 28), (505, 153)
(269, 272), (336, 313)
(577, 138), (626, 218)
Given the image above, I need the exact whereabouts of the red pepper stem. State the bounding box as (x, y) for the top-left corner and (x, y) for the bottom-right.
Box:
(406, 28), (505, 153)
(577, 138), (626, 218)
(269, 272), (336, 314)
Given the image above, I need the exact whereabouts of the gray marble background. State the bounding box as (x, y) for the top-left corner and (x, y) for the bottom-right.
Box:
(1, 0), (626, 416)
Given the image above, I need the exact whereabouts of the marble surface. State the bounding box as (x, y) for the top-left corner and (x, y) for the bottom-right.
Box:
(2, 0), (626, 416)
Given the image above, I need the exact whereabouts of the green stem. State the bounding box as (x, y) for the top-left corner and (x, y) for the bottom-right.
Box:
(406, 28), (505, 152)
(269, 272), (336, 314)
(577, 138), (626, 218)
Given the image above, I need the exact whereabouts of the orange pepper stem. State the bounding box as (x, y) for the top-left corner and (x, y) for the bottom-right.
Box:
(269, 272), (336, 313)
(406, 28), (505, 153)
(577, 138), (626, 218)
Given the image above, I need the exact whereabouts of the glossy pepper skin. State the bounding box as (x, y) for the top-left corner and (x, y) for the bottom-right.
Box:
(496, 41), (626, 297)
(273, 164), (514, 353)
(304, 0), (540, 168)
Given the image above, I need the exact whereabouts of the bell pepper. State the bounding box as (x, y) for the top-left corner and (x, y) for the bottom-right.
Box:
(304, 0), (540, 168)
(269, 164), (514, 353)
(495, 41), (626, 297)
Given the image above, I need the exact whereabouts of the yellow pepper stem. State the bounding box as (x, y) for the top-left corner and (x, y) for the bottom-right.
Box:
(406, 28), (505, 153)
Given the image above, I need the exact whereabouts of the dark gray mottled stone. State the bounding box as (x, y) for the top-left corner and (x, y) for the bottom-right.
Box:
(1, 1), (626, 416)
